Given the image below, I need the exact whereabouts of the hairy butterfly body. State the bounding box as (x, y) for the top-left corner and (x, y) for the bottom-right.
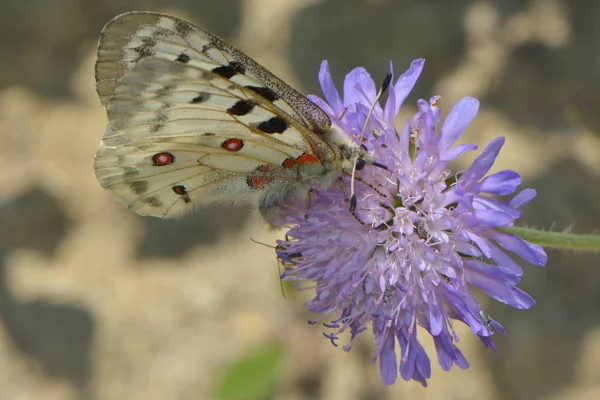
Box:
(94, 12), (371, 220)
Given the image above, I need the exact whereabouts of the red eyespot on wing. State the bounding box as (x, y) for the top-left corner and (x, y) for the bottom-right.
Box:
(283, 154), (319, 169)
(282, 158), (296, 169)
(221, 139), (244, 152)
(248, 176), (273, 189)
(152, 152), (175, 166)
(172, 185), (191, 204)
(248, 165), (274, 189)
(172, 185), (187, 195)
(257, 165), (273, 173)
(296, 154), (320, 165)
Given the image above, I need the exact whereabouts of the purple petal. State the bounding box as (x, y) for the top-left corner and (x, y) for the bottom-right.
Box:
(429, 96), (441, 126)
(510, 188), (537, 208)
(469, 209), (515, 227)
(398, 119), (411, 155)
(462, 230), (493, 258)
(379, 332), (398, 385)
(463, 260), (535, 308)
(387, 59), (424, 118)
(479, 170), (521, 195)
(428, 296), (444, 336)
(317, 61), (343, 115)
(438, 284), (482, 330)
(472, 196), (521, 220)
(487, 241), (524, 275)
(438, 97), (479, 152)
(433, 328), (470, 371)
(479, 335), (497, 351)
(453, 192), (474, 215)
(454, 241), (482, 258)
(398, 329), (431, 385)
(489, 231), (548, 266)
(487, 317), (506, 336)
(441, 143), (477, 162)
(307, 94), (335, 117)
(343, 67), (375, 106)
(414, 347), (432, 385)
(460, 137), (505, 185)
(416, 99), (436, 147)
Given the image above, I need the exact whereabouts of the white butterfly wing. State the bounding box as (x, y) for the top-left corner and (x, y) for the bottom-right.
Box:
(94, 12), (336, 218)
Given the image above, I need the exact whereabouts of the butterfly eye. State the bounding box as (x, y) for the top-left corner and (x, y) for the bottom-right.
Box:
(355, 159), (366, 171)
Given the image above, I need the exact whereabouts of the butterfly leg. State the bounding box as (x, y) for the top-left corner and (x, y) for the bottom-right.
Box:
(343, 171), (388, 199)
(304, 187), (317, 219)
(249, 237), (293, 298)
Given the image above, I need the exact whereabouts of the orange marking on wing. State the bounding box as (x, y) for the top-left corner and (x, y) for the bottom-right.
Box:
(282, 158), (296, 169)
(296, 154), (320, 165)
(258, 165), (273, 172)
(249, 176), (273, 189)
(248, 164), (275, 189)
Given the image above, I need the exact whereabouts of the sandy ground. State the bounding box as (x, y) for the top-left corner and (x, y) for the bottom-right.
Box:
(1, 1), (600, 399)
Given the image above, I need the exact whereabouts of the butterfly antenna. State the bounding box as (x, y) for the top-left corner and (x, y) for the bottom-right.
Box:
(349, 72), (393, 212)
(250, 237), (275, 249)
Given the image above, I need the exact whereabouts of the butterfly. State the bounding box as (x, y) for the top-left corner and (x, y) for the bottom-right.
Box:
(94, 11), (378, 221)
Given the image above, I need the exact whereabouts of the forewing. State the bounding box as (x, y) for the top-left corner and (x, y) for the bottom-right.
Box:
(95, 11), (332, 134)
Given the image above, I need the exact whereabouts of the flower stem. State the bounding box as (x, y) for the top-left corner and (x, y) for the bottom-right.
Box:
(500, 227), (600, 252)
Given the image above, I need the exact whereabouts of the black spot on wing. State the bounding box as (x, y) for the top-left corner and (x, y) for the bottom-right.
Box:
(191, 92), (211, 103)
(256, 116), (289, 134)
(150, 112), (169, 133)
(151, 26), (173, 39)
(201, 43), (214, 54)
(228, 100), (255, 116)
(203, 132), (216, 136)
(122, 167), (139, 180)
(150, 124), (163, 133)
(175, 20), (193, 38)
(212, 61), (245, 79)
(246, 86), (278, 102)
(132, 36), (157, 62)
(129, 181), (149, 195)
(176, 52), (190, 64)
(141, 196), (163, 208)
(156, 84), (176, 99)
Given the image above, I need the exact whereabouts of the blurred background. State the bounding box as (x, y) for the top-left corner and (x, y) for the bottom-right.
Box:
(1, 0), (599, 399)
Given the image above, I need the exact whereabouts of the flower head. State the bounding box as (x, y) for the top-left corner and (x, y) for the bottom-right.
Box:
(276, 59), (547, 386)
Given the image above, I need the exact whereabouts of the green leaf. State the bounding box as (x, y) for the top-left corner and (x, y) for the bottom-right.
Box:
(212, 343), (286, 400)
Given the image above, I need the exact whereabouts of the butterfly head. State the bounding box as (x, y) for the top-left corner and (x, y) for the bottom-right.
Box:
(324, 125), (388, 213)
(326, 126), (385, 173)
(338, 142), (369, 168)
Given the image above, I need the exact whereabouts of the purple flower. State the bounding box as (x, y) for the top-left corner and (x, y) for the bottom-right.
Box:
(276, 59), (547, 386)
